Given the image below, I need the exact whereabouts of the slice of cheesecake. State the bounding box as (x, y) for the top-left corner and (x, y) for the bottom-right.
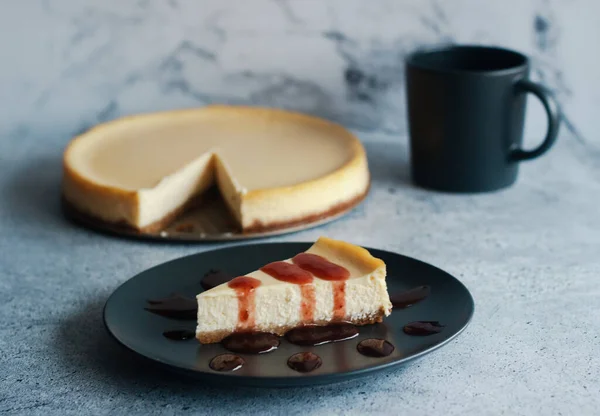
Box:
(62, 106), (370, 233)
(196, 237), (392, 344)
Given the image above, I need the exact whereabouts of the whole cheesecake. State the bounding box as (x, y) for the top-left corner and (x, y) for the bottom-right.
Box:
(196, 237), (392, 344)
(62, 106), (370, 233)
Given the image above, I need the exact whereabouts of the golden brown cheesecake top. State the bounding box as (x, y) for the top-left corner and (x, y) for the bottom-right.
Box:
(64, 106), (361, 192)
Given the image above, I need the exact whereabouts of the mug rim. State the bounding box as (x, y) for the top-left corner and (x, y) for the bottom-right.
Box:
(406, 44), (529, 76)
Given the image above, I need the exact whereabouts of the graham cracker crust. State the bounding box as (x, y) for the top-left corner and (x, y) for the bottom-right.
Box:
(196, 307), (386, 344)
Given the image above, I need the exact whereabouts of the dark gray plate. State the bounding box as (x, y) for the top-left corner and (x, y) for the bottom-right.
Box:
(104, 243), (474, 387)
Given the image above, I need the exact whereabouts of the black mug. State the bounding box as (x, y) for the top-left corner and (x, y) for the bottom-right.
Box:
(405, 45), (560, 193)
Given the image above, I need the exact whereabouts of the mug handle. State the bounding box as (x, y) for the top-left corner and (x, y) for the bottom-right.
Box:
(510, 80), (561, 161)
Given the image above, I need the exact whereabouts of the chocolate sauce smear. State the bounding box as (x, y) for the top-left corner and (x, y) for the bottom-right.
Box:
(209, 354), (245, 372)
(403, 321), (445, 335)
(287, 352), (323, 373)
(145, 293), (196, 320)
(221, 332), (280, 354)
(390, 285), (431, 309)
(162, 329), (195, 340)
(357, 338), (395, 357)
(285, 323), (359, 346)
(201, 269), (232, 291)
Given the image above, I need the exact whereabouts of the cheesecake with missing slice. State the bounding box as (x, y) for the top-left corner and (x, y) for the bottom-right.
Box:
(196, 237), (392, 344)
(62, 106), (370, 233)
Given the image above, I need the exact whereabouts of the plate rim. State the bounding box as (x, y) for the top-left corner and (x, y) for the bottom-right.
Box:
(103, 242), (475, 387)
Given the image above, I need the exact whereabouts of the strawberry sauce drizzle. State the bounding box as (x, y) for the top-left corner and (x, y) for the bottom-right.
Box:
(261, 261), (316, 322)
(227, 276), (261, 329)
(292, 253), (350, 321)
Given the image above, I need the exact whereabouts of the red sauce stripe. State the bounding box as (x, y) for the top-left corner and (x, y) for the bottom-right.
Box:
(291, 253), (350, 281)
(228, 276), (261, 329)
(261, 261), (316, 324)
(260, 261), (313, 284)
(300, 284), (316, 322)
(292, 253), (350, 321)
(332, 281), (346, 320)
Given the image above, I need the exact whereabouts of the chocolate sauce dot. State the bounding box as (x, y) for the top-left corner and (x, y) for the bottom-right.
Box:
(287, 352), (323, 373)
(390, 285), (431, 309)
(201, 269), (232, 291)
(209, 354), (245, 372)
(285, 324), (358, 346)
(163, 329), (195, 340)
(403, 321), (445, 336)
(222, 332), (280, 354)
(144, 293), (197, 320)
(357, 338), (395, 357)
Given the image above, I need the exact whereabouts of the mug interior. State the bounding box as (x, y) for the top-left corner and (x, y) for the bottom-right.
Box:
(408, 46), (527, 73)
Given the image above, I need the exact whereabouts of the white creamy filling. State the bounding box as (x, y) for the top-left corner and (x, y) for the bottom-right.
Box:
(137, 152), (215, 227)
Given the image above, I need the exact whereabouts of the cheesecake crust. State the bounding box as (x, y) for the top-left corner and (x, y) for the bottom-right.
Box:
(196, 307), (388, 344)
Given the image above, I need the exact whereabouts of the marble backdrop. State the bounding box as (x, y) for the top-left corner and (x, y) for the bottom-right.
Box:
(0, 0), (597, 148)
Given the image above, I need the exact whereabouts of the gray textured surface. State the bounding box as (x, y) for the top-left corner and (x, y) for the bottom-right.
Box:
(1, 132), (599, 415)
